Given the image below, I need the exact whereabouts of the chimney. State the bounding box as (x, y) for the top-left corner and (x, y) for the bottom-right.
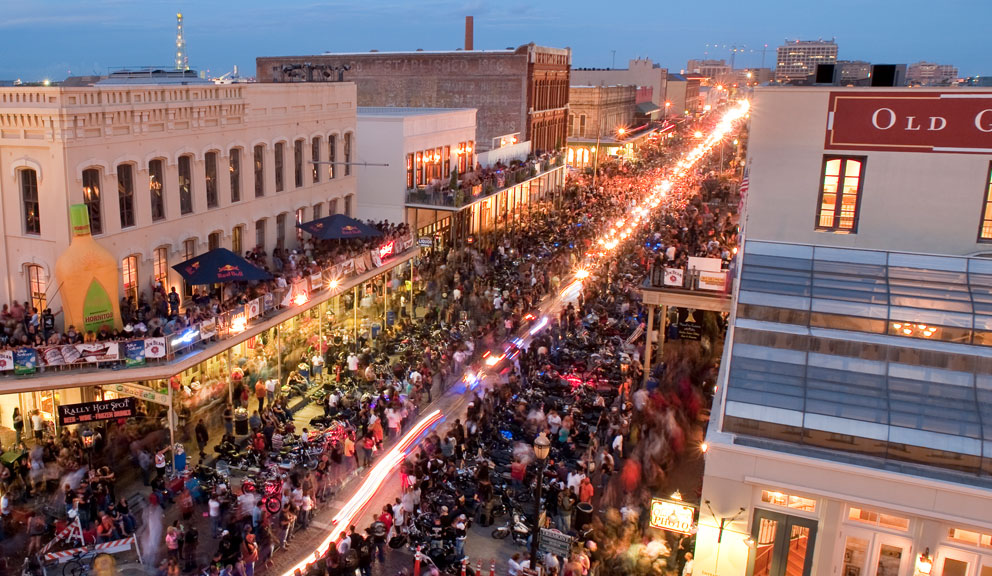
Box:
(465, 16), (474, 51)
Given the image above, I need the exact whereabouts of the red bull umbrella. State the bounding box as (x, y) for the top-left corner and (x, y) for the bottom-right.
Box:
(296, 214), (383, 240)
(172, 248), (272, 285)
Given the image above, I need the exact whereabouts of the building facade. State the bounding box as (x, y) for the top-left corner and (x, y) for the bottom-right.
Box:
(687, 59), (732, 85)
(0, 77), (357, 320)
(696, 87), (992, 576)
(566, 85), (636, 169)
(571, 58), (669, 120)
(907, 61), (960, 86)
(255, 44), (570, 154)
(776, 39), (838, 82)
(666, 74), (702, 116)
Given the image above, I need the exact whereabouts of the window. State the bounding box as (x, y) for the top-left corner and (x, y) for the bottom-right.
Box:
(26, 265), (46, 312)
(416, 152), (425, 186)
(344, 194), (353, 217)
(149, 159), (165, 221)
(579, 115), (587, 138)
(406, 154), (415, 188)
(117, 164), (135, 228)
(948, 528), (992, 549)
(229, 148), (241, 205)
(816, 156), (865, 232)
(328, 134), (336, 179)
(232, 225), (243, 255)
(121, 255), (139, 306)
(760, 490), (817, 512)
(978, 163), (992, 241)
(253, 144), (264, 199)
(443, 145), (451, 177)
(208, 231), (220, 251)
(457, 142), (467, 173)
(846, 507), (910, 532)
(466, 140), (474, 171)
(568, 113), (575, 138)
(276, 213), (287, 248)
(434, 147), (443, 180)
(20, 169), (40, 235)
(82, 168), (103, 234)
(313, 203), (323, 220)
(312, 137), (321, 183)
(178, 155), (193, 215)
(255, 219), (266, 251)
(274, 142), (285, 192)
(296, 208), (305, 244)
(294, 139), (304, 187)
(153, 247), (169, 286)
(182, 239), (196, 297)
(344, 133), (352, 176)
(205, 151), (218, 209)
(329, 198), (339, 215)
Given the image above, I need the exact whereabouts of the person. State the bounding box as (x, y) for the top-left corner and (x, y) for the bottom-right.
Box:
(241, 532), (259, 576)
(30, 409), (44, 442)
(508, 553), (524, 576)
(12, 407), (23, 444)
(312, 352), (324, 380)
(209, 494), (222, 537)
(682, 552), (694, 576)
(195, 419), (209, 459)
(255, 380), (266, 412)
(453, 515), (467, 559)
(26, 512), (46, 557)
(169, 287), (181, 317)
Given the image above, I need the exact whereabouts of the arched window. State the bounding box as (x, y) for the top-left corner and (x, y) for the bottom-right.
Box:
(20, 168), (40, 235)
(26, 264), (46, 312)
(121, 255), (139, 308)
(82, 168), (103, 234)
(344, 194), (353, 217)
(274, 142), (285, 193)
(327, 134), (337, 179)
(253, 144), (265, 199)
(344, 133), (353, 176)
(294, 139), (304, 188)
(567, 148), (575, 164)
(329, 197), (339, 215)
(117, 163), (135, 228)
(149, 159), (166, 221)
(312, 137), (321, 183)
(229, 148), (241, 205)
(178, 154), (194, 214)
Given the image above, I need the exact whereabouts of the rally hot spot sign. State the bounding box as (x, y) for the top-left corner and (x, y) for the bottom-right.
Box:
(649, 498), (697, 535)
(58, 397), (136, 426)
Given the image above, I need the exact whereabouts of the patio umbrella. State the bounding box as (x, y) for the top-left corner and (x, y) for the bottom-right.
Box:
(296, 214), (383, 240)
(172, 248), (272, 285)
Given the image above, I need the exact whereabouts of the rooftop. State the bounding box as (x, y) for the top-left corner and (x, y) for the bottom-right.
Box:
(358, 106), (475, 117)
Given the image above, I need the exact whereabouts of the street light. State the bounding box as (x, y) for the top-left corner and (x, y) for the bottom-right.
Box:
(530, 432), (551, 570)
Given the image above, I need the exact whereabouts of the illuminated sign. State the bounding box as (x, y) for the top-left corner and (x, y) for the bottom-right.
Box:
(825, 91), (992, 154)
(378, 241), (395, 260)
(649, 498), (697, 534)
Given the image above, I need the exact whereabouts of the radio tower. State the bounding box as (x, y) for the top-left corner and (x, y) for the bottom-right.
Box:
(175, 12), (189, 70)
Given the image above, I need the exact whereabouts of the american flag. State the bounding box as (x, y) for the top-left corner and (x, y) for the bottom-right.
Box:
(739, 167), (750, 198)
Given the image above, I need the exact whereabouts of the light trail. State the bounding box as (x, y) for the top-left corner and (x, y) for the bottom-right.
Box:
(282, 409), (443, 576)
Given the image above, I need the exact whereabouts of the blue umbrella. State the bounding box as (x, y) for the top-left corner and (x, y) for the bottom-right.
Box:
(172, 248), (272, 285)
(296, 214), (383, 240)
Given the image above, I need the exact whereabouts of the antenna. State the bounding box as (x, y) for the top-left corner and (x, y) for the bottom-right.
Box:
(175, 12), (189, 71)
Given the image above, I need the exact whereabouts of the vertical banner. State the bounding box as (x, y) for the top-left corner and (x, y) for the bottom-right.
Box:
(0, 350), (14, 372)
(144, 337), (167, 359)
(14, 347), (38, 374)
(123, 340), (146, 367)
(248, 298), (261, 319)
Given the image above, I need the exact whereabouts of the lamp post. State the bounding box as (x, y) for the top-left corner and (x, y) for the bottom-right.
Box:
(530, 432), (551, 570)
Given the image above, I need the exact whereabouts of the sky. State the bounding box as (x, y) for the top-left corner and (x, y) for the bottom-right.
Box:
(1, 0), (989, 81)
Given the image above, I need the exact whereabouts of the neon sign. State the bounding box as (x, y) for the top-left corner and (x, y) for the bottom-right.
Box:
(378, 241), (395, 260)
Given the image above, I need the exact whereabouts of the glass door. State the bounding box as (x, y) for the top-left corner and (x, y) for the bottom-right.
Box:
(840, 529), (912, 576)
(934, 548), (976, 576)
(748, 509), (818, 576)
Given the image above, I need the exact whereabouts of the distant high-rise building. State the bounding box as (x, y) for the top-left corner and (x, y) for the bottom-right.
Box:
(836, 60), (871, 85)
(686, 59), (731, 85)
(906, 61), (958, 86)
(175, 12), (188, 71)
(775, 39), (837, 82)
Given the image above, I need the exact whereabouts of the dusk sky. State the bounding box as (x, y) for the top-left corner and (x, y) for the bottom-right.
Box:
(2, 0), (989, 81)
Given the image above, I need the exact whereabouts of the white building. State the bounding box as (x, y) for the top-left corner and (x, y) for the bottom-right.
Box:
(0, 71), (357, 317)
(355, 107), (476, 226)
(697, 87), (992, 576)
(776, 40), (838, 82)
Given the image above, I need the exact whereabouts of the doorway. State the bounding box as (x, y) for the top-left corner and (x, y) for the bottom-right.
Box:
(749, 509), (818, 576)
(840, 527), (913, 576)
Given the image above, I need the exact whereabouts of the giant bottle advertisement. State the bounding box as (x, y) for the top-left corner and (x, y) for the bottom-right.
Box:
(55, 204), (122, 334)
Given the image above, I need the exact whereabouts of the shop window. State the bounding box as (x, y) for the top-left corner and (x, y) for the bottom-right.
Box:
(20, 168), (40, 235)
(979, 163), (992, 241)
(312, 136), (321, 183)
(27, 264), (46, 312)
(274, 142), (285, 192)
(117, 163), (135, 228)
(121, 255), (139, 306)
(847, 506), (910, 531)
(205, 151), (218, 209)
(153, 247), (169, 286)
(252, 144), (264, 199)
(816, 156), (865, 233)
(294, 139), (304, 188)
(229, 147), (241, 205)
(327, 134), (336, 179)
(760, 490), (817, 512)
(149, 159), (166, 221)
(178, 155), (194, 215)
(82, 168), (103, 234)
(232, 226), (243, 255)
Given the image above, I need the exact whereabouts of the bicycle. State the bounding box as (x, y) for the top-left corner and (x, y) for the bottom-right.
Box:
(62, 549), (91, 576)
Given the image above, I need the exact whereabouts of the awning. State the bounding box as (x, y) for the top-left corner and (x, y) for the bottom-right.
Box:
(296, 214), (383, 240)
(637, 102), (662, 115)
(172, 248), (272, 285)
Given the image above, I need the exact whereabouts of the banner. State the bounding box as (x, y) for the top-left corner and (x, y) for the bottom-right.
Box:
(75, 342), (119, 363)
(0, 350), (14, 372)
(663, 268), (684, 287)
(144, 337), (167, 359)
(40, 346), (65, 366)
(371, 250), (382, 269)
(355, 257), (368, 275)
(310, 273), (323, 292)
(697, 271), (727, 292)
(362, 253), (373, 271)
(676, 308), (702, 341)
(199, 318), (217, 340)
(58, 397), (136, 426)
(340, 259), (355, 276)
(14, 347), (37, 374)
(123, 340), (145, 367)
(247, 298), (261, 319)
(60, 344), (81, 364)
(112, 383), (170, 406)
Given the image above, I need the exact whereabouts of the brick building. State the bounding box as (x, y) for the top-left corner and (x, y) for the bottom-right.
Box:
(256, 43), (570, 154)
(571, 58), (669, 120)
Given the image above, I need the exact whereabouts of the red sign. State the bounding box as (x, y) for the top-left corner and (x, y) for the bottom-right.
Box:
(825, 91), (992, 154)
(378, 241), (395, 260)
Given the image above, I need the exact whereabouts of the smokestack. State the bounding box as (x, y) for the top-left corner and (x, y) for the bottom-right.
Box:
(465, 16), (474, 51)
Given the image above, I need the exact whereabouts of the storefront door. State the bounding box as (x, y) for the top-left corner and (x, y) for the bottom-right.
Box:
(749, 509), (818, 576)
(840, 527), (913, 576)
(933, 547), (992, 576)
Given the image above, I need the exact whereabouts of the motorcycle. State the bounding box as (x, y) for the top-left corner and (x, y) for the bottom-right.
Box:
(491, 511), (531, 545)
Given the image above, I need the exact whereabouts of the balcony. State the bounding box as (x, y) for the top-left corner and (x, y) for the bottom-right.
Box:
(641, 265), (732, 313)
(405, 152), (564, 209)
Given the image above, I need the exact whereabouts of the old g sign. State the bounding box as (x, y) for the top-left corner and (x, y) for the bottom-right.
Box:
(825, 91), (992, 154)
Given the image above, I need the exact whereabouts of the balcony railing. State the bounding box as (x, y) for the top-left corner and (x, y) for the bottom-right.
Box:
(647, 265), (731, 294)
(405, 152), (563, 208)
(0, 234), (418, 379)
